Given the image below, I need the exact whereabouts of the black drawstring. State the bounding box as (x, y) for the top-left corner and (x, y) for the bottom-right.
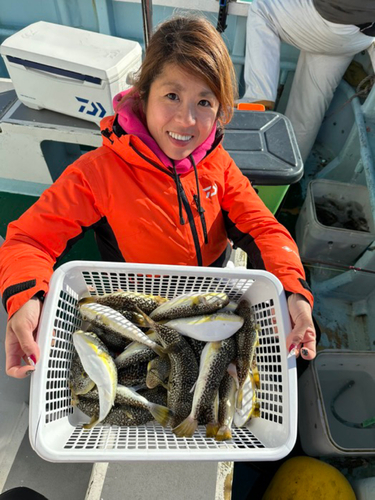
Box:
(190, 155), (208, 244)
(171, 160), (185, 225)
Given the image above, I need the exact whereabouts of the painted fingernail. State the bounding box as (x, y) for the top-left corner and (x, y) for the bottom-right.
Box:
(26, 370), (34, 376)
(30, 354), (37, 364)
(289, 343), (297, 353)
(27, 356), (36, 366)
(302, 348), (309, 356)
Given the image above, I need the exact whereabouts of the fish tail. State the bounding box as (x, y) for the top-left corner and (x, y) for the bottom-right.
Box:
(149, 403), (174, 427)
(206, 422), (220, 438)
(83, 415), (99, 429)
(69, 382), (79, 405)
(241, 402), (261, 428)
(215, 425), (232, 441)
(78, 296), (96, 305)
(173, 415), (198, 438)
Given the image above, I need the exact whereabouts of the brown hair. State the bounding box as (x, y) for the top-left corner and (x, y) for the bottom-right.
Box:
(117, 15), (237, 125)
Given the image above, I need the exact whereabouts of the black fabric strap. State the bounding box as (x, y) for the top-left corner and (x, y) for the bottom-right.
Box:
(2, 279), (37, 312)
(357, 22), (375, 36)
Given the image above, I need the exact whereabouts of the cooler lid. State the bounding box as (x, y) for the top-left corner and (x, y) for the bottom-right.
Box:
(223, 110), (303, 185)
(0, 21), (142, 84)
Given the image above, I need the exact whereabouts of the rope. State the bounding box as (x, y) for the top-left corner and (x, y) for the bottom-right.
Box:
(324, 74), (375, 120)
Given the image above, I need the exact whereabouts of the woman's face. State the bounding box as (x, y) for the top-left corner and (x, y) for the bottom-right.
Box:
(145, 63), (219, 160)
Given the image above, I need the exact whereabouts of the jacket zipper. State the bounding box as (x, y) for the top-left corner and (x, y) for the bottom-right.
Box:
(130, 144), (203, 266)
(176, 176), (203, 266)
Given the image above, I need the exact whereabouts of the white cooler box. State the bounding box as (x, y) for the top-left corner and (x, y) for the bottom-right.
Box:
(0, 21), (142, 124)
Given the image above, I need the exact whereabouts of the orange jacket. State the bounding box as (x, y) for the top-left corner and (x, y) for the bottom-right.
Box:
(0, 115), (313, 317)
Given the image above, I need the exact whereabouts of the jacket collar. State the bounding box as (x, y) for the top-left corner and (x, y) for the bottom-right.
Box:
(100, 113), (223, 173)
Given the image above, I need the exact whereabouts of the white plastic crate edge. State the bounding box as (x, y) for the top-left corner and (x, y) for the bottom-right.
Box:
(29, 261), (297, 462)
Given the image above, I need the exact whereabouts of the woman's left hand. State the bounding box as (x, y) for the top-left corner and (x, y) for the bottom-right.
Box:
(286, 293), (316, 360)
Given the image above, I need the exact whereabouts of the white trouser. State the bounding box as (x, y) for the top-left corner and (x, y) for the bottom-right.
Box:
(243, 0), (375, 161)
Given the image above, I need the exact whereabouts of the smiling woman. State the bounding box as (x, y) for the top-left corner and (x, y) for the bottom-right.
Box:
(118, 14), (237, 124)
(145, 64), (220, 160)
(0, 14), (315, 384)
(113, 14), (237, 170)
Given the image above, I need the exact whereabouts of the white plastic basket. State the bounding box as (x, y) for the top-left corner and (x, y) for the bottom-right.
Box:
(29, 261), (296, 463)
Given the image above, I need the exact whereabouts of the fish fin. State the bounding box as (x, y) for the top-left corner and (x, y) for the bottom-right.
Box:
(146, 368), (166, 389)
(78, 380), (96, 396)
(253, 403), (260, 418)
(134, 306), (156, 329)
(78, 296), (96, 306)
(131, 384), (144, 392)
(145, 376), (157, 390)
(189, 380), (197, 394)
(249, 372), (257, 400)
(83, 415), (99, 429)
(227, 363), (239, 390)
(236, 386), (244, 410)
(149, 403), (174, 427)
(71, 395), (80, 406)
(173, 416), (198, 438)
(254, 326), (260, 346)
(252, 365), (260, 389)
(227, 362), (237, 379)
(69, 383), (81, 406)
(242, 402), (261, 427)
(215, 425), (232, 441)
(163, 341), (185, 355)
(153, 344), (167, 358)
(206, 422), (220, 438)
(241, 397), (260, 427)
(134, 309), (165, 358)
(146, 380), (157, 390)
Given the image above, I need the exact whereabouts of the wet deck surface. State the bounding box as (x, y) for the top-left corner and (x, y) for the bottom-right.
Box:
(2, 433), (92, 500)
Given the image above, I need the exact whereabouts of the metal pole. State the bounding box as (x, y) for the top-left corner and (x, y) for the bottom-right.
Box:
(141, 0), (153, 50)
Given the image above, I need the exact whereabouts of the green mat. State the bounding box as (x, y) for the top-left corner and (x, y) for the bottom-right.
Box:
(0, 191), (101, 265)
(256, 185), (289, 215)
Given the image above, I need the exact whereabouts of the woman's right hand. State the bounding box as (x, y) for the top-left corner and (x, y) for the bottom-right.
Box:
(5, 297), (42, 378)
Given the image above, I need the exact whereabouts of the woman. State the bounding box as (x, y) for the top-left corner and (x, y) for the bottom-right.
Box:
(0, 15), (316, 379)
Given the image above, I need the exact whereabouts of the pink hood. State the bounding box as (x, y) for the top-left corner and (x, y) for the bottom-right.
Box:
(113, 90), (217, 174)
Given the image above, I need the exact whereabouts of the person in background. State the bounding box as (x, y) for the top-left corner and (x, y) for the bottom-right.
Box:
(242, 0), (375, 161)
(0, 14), (315, 380)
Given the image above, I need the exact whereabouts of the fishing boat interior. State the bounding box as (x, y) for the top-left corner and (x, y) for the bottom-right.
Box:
(1, 1), (375, 499)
